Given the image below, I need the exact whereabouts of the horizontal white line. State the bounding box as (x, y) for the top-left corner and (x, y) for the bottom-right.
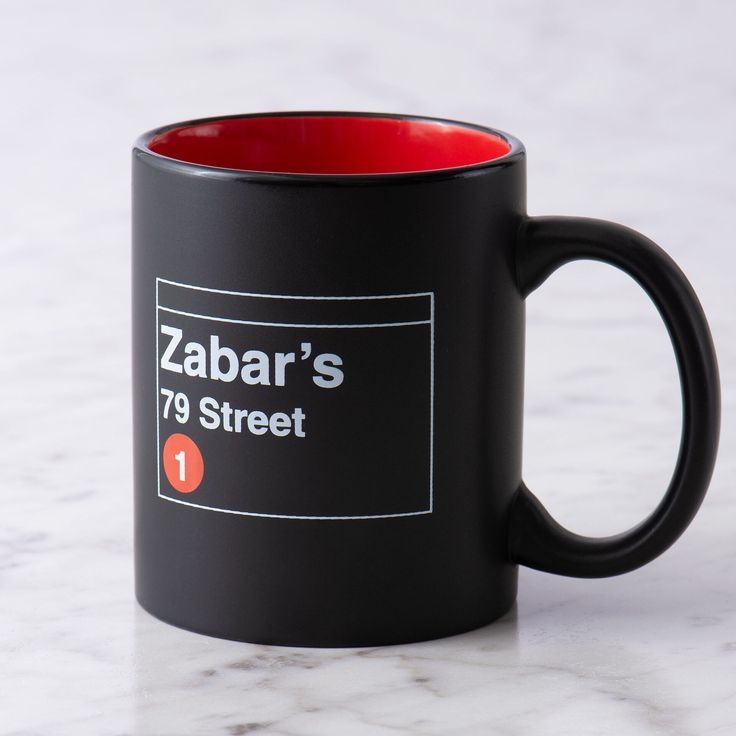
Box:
(158, 493), (432, 520)
(157, 305), (431, 329)
(157, 277), (432, 301)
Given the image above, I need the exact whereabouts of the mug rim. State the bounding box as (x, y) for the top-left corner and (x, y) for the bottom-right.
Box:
(133, 110), (526, 184)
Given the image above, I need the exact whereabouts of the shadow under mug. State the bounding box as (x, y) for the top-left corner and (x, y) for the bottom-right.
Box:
(132, 112), (720, 647)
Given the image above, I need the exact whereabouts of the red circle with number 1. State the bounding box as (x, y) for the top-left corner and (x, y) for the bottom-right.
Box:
(163, 433), (204, 493)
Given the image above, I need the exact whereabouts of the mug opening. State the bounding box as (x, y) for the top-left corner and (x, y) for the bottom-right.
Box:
(145, 114), (513, 175)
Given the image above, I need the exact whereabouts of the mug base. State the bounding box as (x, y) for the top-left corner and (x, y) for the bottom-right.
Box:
(135, 590), (518, 648)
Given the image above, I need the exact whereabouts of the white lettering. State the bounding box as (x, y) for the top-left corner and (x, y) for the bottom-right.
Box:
(199, 396), (221, 429)
(210, 335), (239, 382)
(313, 353), (344, 388)
(274, 352), (295, 387)
(160, 325), (183, 374)
(241, 350), (270, 385)
(247, 410), (269, 435)
(197, 398), (306, 438)
(183, 341), (207, 378)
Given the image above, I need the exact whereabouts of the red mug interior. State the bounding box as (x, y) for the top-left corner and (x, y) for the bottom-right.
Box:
(146, 115), (512, 175)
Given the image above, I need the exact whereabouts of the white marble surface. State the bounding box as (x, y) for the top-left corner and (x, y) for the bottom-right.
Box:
(1, 1), (735, 734)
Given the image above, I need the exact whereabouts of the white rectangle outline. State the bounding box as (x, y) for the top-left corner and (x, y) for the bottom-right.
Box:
(155, 277), (435, 520)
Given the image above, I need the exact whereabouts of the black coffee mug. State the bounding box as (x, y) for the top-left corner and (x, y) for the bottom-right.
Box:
(132, 112), (720, 646)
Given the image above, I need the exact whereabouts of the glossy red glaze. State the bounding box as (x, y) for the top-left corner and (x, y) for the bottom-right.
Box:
(147, 115), (512, 174)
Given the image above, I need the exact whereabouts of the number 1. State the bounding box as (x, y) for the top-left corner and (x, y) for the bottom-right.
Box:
(174, 450), (186, 482)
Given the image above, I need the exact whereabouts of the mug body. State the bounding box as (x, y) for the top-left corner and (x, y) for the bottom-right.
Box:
(132, 112), (527, 646)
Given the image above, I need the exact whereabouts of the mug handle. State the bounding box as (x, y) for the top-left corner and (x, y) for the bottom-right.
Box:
(508, 216), (720, 577)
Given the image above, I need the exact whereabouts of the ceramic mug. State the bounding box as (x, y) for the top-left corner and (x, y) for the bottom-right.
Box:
(132, 112), (719, 646)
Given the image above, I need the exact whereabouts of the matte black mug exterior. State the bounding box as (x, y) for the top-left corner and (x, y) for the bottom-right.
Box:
(132, 112), (720, 647)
